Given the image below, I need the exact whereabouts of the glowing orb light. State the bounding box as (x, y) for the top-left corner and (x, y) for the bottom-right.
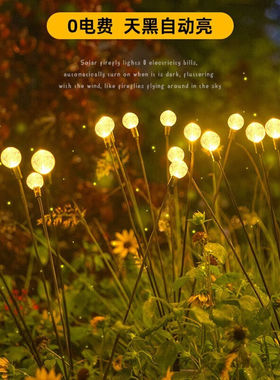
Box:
(95, 116), (115, 138)
(167, 146), (185, 162)
(201, 131), (221, 152)
(184, 123), (201, 142)
(160, 110), (177, 127)
(169, 160), (188, 179)
(265, 118), (280, 139)
(1, 147), (22, 169)
(245, 122), (266, 143)
(26, 172), (44, 190)
(31, 149), (55, 175)
(122, 112), (139, 129)
(228, 113), (244, 131)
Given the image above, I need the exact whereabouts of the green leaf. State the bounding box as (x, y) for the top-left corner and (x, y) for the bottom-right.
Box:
(172, 275), (189, 291)
(204, 243), (227, 264)
(190, 306), (214, 326)
(239, 295), (259, 312)
(44, 359), (56, 370)
(37, 280), (51, 301)
(212, 305), (239, 327)
(37, 244), (49, 265)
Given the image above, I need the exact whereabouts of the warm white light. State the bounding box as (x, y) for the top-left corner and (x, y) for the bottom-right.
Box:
(1, 147), (22, 168)
(246, 122), (266, 143)
(228, 113), (244, 131)
(95, 116), (115, 138)
(160, 110), (177, 127)
(167, 146), (185, 162)
(184, 123), (201, 142)
(265, 118), (280, 139)
(26, 172), (44, 190)
(122, 112), (139, 129)
(31, 149), (55, 175)
(200, 131), (221, 152)
(169, 160), (188, 179)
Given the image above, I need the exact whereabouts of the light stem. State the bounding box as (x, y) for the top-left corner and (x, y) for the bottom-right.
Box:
(15, 175), (68, 378)
(135, 137), (169, 301)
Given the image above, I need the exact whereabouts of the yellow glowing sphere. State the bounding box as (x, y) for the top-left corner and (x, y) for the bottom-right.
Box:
(95, 116), (115, 138)
(245, 122), (266, 143)
(200, 131), (221, 152)
(122, 112), (139, 129)
(183, 122), (201, 142)
(26, 172), (44, 190)
(228, 113), (244, 131)
(160, 110), (177, 127)
(31, 149), (55, 175)
(169, 160), (188, 179)
(167, 146), (185, 162)
(1, 147), (22, 168)
(265, 118), (280, 139)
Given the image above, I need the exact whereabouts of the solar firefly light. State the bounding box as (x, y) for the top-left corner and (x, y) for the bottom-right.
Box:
(122, 112), (139, 138)
(160, 110), (177, 181)
(31, 149), (55, 175)
(167, 146), (185, 162)
(26, 172), (44, 197)
(169, 160), (188, 180)
(95, 116), (115, 147)
(160, 110), (177, 136)
(1, 147), (22, 179)
(183, 122), (201, 152)
(213, 113), (244, 205)
(200, 130), (221, 161)
(245, 122), (266, 153)
(265, 118), (280, 150)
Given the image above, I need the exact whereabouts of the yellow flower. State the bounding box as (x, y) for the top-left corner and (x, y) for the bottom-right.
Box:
(25, 368), (61, 380)
(161, 367), (174, 380)
(0, 357), (9, 379)
(111, 229), (139, 259)
(112, 355), (123, 372)
(188, 291), (213, 308)
(90, 316), (105, 332)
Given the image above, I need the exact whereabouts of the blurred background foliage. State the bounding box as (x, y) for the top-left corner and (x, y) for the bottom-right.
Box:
(0, 0), (280, 272)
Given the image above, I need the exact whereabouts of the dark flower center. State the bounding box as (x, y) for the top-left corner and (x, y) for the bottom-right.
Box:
(124, 241), (132, 249)
(233, 327), (246, 341)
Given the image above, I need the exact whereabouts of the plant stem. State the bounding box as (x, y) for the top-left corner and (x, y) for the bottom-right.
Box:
(179, 149), (194, 302)
(0, 280), (41, 366)
(217, 160), (280, 328)
(258, 153), (280, 261)
(213, 130), (234, 205)
(191, 176), (280, 343)
(37, 195), (70, 378)
(109, 144), (164, 316)
(15, 176), (68, 378)
(135, 137), (169, 301)
(103, 180), (171, 380)
(44, 184), (73, 374)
